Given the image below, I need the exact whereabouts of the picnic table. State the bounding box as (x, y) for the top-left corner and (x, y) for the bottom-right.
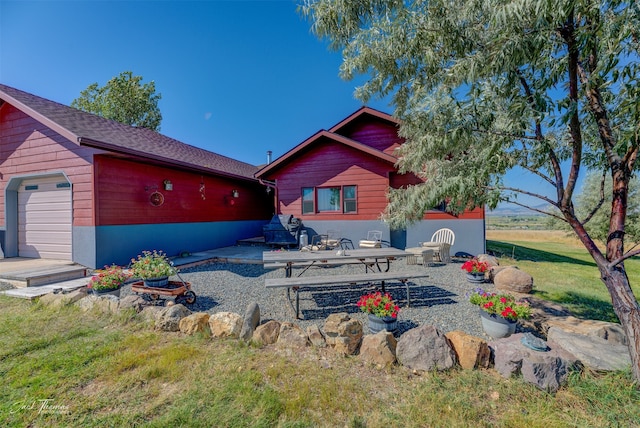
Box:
(263, 248), (429, 318)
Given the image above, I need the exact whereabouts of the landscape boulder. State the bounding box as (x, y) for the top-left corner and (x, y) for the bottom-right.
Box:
(360, 330), (397, 366)
(40, 289), (88, 308)
(306, 324), (327, 348)
(493, 267), (534, 293)
(240, 303), (261, 342)
(277, 322), (309, 348)
(252, 320), (281, 346)
(179, 312), (211, 335)
(489, 333), (581, 392)
(445, 330), (490, 369)
(156, 304), (192, 332)
(476, 254), (500, 267)
(209, 312), (243, 338)
(118, 295), (146, 313)
(547, 326), (631, 372)
(75, 294), (120, 314)
(323, 313), (363, 355)
(396, 324), (456, 371)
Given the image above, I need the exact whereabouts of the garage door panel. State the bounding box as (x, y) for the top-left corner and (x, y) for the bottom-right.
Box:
(18, 180), (72, 260)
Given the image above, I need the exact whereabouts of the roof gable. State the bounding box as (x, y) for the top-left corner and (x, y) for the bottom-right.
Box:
(255, 129), (397, 178)
(0, 84), (258, 181)
(255, 107), (400, 179)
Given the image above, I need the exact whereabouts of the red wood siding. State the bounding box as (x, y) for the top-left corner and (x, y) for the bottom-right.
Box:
(0, 104), (98, 227)
(271, 141), (393, 220)
(94, 156), (272, 225)
(335, 119), (404, 155)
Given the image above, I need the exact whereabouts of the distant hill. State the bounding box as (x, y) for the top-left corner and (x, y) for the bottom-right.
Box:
(486, 203), (549, 217)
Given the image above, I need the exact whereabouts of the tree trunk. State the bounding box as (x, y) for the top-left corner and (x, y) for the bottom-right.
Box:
(600, 266), (640, 382)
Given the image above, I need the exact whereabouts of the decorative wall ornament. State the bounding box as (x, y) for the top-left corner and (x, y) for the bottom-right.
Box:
(149, 191), (164, 206)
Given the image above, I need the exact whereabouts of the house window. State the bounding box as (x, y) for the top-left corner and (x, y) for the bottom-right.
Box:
(343, 185), (356, 213)
(317, 187), (341, 212)
(301, 186), (357, 214)
(302, 188), (315, 214)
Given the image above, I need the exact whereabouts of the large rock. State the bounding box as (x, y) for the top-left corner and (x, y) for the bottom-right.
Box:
(277, 322), (309, 348)
(139, 306), (165, 323)
(547, 326), (631, 372)
(75, 294), (119, 313)
(546, 317), (628, 346)
(209, 312), (243, 338)
(477, 254), (499, 267)
(489, 333), (581, 392)
(240, 303), (260, 342)
(156, 304), (192, 331)
(323, 313), (363, 355)
(396, 325), (456, 371)
(445, 330), (490, 369)
(306, 324), (327, 348)
(360, 331), (397, 366)
(118, 295), (147, 313)
(40, 289), (88, 308)
(323, 312), (351, 346)
(493, 267), (534, 293)
(179, 312), (211, 335)
(252, 320), (281, 346)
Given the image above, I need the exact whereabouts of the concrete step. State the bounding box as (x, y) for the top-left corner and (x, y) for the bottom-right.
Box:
(0, 264), (88, 288)
(2, 277), (90, 300)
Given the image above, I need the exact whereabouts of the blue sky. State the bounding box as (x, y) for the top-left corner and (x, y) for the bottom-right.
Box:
(0, 0), (553, 208)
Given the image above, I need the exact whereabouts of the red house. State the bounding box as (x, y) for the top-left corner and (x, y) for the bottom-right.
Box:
(255, 107), (485, 255)
(0, 84), (272, 268)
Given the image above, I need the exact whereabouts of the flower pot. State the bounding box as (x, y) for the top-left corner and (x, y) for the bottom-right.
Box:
(479, 309), (516, 338)
(368, 313), (398, 335)
(90, 287), (121, 298)
(466, 272), (485, 283)
(143, 276), (169, 288)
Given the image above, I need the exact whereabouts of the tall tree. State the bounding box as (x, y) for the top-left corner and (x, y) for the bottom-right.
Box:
(72, 71), (162, 131)
(301, 0), (640, 382)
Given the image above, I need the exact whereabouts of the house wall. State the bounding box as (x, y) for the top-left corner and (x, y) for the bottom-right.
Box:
(94, 156), (272, 225)
(276, 139), (393, 221)
(0, 104), (98, 228)
(334, 118), (403, 156)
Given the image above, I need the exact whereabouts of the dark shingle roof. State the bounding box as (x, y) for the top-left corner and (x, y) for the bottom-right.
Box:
(0, 84), (258, 181)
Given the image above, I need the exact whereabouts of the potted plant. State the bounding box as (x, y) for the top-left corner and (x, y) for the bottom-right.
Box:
(460, 258), (489, 283)
(130, 250), (177, 287)
(87, 264), (130, 297)
(468, 288), (531, 338)
(357, 291), (400, 334)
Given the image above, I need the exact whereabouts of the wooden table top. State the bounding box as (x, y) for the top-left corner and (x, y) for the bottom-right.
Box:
(262, 247), (410, 263)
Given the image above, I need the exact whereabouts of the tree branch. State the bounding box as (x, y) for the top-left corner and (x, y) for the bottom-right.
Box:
(520, 164), (557, 187)
(582, 170), (607, 225)
(494, 186), (558, 207)
(608, 248), (640, 269)
(500, 199), (566, 221)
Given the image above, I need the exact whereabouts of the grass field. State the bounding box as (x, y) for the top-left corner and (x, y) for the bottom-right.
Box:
(1, 229), (639, 427)
(486, 229), (640, 322)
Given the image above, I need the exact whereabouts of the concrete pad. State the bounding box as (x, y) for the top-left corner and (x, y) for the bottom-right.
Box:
(2, 277), (89, 300)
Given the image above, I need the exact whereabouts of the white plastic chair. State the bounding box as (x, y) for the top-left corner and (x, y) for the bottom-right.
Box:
(420, 228), (455, 263)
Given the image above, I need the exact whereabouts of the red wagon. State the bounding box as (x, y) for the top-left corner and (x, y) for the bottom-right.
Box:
(131, 279), (196, 306)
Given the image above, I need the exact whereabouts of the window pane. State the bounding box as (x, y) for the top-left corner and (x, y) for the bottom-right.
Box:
(317, 187), (341, 212)
(343, 185), (356, 213)
(302, 188), (314, 214)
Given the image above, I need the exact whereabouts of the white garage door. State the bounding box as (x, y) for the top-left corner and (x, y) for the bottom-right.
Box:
(18, 176), (72, 260)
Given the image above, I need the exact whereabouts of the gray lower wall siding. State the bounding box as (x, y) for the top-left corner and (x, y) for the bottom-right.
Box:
(298, 219), (486, 256)
(73, 226), (96, 268)
(92, 220), (268, 268)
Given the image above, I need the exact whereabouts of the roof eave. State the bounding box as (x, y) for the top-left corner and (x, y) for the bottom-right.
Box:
(78, 137), (258, 182)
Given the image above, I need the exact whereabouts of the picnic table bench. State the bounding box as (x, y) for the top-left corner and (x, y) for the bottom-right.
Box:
(265, 271), (430, 319)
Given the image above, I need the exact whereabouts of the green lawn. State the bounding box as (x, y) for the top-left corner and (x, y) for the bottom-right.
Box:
(486, 236), (640, 322)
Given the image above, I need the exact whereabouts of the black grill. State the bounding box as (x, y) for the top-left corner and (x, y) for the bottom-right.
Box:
(263, 214), (301, 247)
